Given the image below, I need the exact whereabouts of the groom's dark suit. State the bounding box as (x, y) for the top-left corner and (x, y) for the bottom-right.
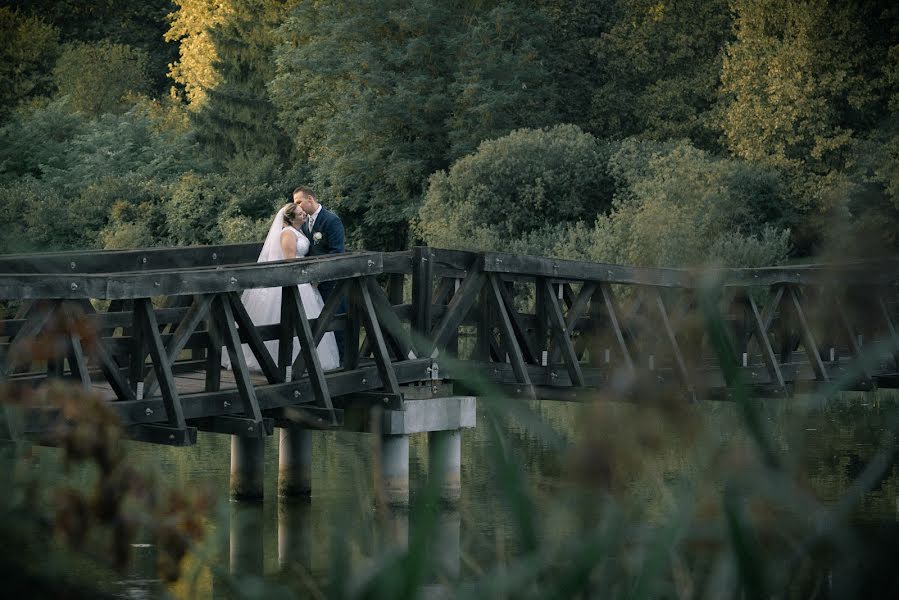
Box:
(303, 207), (347, 361)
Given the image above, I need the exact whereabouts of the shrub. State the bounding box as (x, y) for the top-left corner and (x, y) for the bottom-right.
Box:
(580, 140), (792, 267)
(416, 124), (613, 252)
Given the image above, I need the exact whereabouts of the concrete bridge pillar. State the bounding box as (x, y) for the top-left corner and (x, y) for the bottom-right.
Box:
(230, 435), (265, 500)
(278, 426), (312, 497)
(428, 429), (462, 503)
(381, 433), (410, 506)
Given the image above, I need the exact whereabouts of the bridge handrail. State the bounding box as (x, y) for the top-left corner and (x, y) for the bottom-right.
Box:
(0, 251), (383, 300)
(0, 244), (897, 301)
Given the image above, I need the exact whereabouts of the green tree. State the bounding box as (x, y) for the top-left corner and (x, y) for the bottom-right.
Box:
(164, 0), (233, 106)
(0, 7), (59, 118)
(190, 0), (295, 163)
(0, 98), (205, 252)
(575, 139), (792, 268)
(416, 125), (613, 253)
(162, 154), (294, 246)
(445, 3), (564, 158)
(5, 0), (178, 96)
(590, 0), (732, 149)
(53, 41), (151, 115)
(273, 0), (576, 250)
(718, 0), (897, 250)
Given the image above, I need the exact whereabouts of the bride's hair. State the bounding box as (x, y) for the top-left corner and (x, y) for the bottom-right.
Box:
(282, 202), (302, 226)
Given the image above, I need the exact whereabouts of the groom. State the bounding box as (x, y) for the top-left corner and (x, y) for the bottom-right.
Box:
(293, 186), (347, 362)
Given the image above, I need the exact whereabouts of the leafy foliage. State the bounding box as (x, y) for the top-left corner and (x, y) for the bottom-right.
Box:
(52, 41), (152, 115)
(590, 0), (732, 149)
(190, 0), (295, 163)
(164, 0), (233, 105)
(718, 0), (898, 250)
(0, 7), (59, 118)
(416, 125), (613, 252)
(585, 140), (793, 267)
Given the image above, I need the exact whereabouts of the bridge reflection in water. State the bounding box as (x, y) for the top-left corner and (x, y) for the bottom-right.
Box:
(1, 244), (898, 509)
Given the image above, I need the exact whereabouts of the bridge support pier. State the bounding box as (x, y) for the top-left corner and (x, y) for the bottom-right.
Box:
(381, 433), (410, 506)
(278, 426), (312, 497)
(429, 429), (462, 503)
(230, 435), (265, 500)
(342, 396), (475, 507)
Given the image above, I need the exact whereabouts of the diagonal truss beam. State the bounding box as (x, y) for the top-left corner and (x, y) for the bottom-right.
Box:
(283, 285), (336, 424)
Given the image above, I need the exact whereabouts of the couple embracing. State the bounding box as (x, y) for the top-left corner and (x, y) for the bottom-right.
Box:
(222, 186), (347, 373)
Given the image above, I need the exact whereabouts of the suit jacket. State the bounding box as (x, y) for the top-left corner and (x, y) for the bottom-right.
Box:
(303, 207), (345, 257)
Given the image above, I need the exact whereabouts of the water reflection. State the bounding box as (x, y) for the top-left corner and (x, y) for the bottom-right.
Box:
(277, 500), (312, 571)
(229, 503), (264, 578)
(432, 509), (461, 580)
(109, 394), (899, 597)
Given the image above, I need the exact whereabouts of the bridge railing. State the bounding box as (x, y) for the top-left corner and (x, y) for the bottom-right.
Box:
(1, 244), (897, 445)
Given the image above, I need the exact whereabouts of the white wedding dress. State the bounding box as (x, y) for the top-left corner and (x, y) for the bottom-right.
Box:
(222, 208), (340, 373)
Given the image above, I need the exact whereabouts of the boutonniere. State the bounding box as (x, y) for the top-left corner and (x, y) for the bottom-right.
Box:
(313, 231), (323, 244)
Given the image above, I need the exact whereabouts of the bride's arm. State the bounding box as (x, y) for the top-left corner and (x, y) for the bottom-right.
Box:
(280, 230), (298, 259)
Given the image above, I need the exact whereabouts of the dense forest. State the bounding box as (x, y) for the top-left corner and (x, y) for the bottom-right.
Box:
(1, 0), (897, 266)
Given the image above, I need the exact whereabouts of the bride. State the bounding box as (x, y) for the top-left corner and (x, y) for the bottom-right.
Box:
(222, 203), (341, 373)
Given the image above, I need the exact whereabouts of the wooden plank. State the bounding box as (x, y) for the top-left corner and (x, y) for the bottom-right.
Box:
(476, 283), (492, 362)
(144, 294), (214, 398)
(388, 273), (405, 304)
(278, 287), (294, 380)
(542, 278), (585, 387)
(652, 289), (692, 392)
(879, 295), (899, 370)
(213, 295), (264, 425)
(343, 282), (361, 370)
(0, 302), (55, 378)
(747, 293), (787, 394)
(0, 252), (384, 300)
(480, 251), (898, 288)
(66, 339), (91, 389)
(356, 279), (401, 396)
(73, 298), (134, 401)
(204, 307), (222, 393)
(226, 291), (280, 384)
(787, 286), (829, 382)
(835, 295), (873, 384)
(284, 285), (337, 425)
(429, 270), (485, 357)
(382, 251), (413, 275)
(135, 298), (188, 429)
(411, 246), (434, 351)
(312, 278), (351, 346)
(0, 243), (260, 274)
(432, 277), (456, 308)
(127, 424), (197, 446)
(550, 282), (596, 365)
(268, 406), (345, 429)
(535, 277), (548, 363)
(193, 415), (273, 438)
(599, 283), (635, 374)
(21, 359), (434, 428)
(495, 277), (538, 364)
(487, 274), (533, 389)
(429, 248), (480, 277)
(365, 277), (417, 360)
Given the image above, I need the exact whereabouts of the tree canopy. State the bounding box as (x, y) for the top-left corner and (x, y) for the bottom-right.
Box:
(1, 0), (897, 263)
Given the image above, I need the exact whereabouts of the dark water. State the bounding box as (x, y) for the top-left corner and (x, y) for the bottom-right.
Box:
(50, 391), (899, 598)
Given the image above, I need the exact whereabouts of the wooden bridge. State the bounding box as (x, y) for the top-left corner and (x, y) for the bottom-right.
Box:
(1, 244), (898, 449)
